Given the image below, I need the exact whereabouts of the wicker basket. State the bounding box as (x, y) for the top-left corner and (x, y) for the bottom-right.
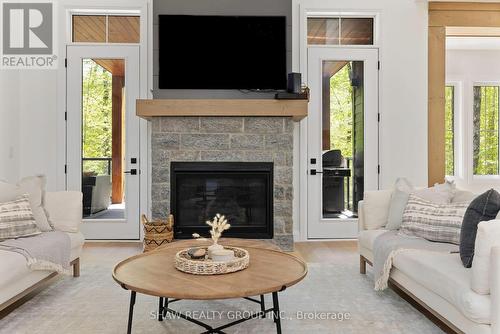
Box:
(175, 246), (249, 275)
(142, 214), (174, 252)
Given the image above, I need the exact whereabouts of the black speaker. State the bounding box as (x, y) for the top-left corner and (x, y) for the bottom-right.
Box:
(287, 72), (302, 93)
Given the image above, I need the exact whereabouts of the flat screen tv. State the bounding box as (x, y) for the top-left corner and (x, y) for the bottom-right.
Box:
(158, 15), (287, 90)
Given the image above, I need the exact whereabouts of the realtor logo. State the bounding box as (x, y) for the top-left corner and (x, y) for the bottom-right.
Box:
(1, 1), (57, 69)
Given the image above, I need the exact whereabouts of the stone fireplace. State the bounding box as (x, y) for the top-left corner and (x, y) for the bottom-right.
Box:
(151, 116), (294, 250)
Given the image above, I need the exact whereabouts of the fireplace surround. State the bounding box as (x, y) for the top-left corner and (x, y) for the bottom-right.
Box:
(171, 162), (273, 239)
(151, 116), (294, 250)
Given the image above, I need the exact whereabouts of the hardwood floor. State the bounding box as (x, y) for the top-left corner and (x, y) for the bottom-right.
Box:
(81, 240), (358, 265)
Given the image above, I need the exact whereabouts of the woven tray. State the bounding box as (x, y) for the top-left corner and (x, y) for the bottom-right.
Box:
(175, 246), (249, 275)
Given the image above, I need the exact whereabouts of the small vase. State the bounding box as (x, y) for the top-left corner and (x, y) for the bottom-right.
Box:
(207, 243), (224, 259)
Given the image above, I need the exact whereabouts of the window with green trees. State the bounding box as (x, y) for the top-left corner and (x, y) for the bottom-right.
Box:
(82, 59), (112, 175)
(473, 85), (499, 175)
(445, 86), (454, 176)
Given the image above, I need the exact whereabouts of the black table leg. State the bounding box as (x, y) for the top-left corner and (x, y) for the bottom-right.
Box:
(127, 291), (136, 334)
(163, 298), (169, 317)
(272, 292), (282, 334)
(260, 295), (265, 318)
(158, 297), (164, 321)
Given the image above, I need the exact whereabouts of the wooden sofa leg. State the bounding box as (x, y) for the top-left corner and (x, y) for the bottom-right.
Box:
(360, 255), (366, 275)
(71, 258), (80, 277)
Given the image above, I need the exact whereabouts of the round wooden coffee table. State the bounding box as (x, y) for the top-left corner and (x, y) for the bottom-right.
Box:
(113, 240), (307, 334)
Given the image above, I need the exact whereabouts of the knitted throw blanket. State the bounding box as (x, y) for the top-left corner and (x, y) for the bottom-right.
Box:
(0, 231), (71, 275)
(373, 231), (458, 291)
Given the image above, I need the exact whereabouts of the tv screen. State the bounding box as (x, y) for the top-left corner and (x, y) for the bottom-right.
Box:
(158, 15), (287, 90)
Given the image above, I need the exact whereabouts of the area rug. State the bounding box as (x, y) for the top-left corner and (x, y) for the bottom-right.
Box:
(0, 261), (443, 333)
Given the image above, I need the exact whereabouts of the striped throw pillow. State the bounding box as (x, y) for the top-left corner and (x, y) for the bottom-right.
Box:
(0, 195), (41, 240)
(399, 194), (470, 244)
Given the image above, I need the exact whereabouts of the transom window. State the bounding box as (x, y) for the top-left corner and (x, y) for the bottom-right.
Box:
(307, 17), (374, 45)
(72, 15), (140, 43)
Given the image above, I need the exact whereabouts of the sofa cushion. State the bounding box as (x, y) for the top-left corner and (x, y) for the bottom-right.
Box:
(0, 196), (41, 240)
(460, 189), (500, 268)
(362, 190), (393, 229)
(472, 220), (500, 294)
(393, 250), (491, 324)
(399, 194), (469, 244)
(45, 192), (82, 233)
(358, 229), (388, 251)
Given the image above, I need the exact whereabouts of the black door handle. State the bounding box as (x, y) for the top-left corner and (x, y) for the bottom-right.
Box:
(310, 169), (323, 175)
(124, 169), (137, 175)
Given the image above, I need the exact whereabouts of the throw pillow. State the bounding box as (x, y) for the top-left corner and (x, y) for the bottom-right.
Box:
(413, 180), (456, 204)
(460, 189), (500, 268)
(399, 194), (469, 244)
(362, 190), (393, 229)
(386, 179), (456, 230)
(18, 176), (52, 231)
(471, 220), (500, 294)
(453, 190), (476, 203)
(0, 176), (52, 232)
(0, 196), (41, 240)
(386, 178), (414, 230)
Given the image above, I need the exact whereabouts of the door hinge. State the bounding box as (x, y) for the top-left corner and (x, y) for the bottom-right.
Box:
(65, 58), (67, 68)
(377, 113), (380, 122)
(377, 165), (381, 174)
(377, 61), (380, 70)
(64, 165), (67, 174)
(64, 111), (67, 121)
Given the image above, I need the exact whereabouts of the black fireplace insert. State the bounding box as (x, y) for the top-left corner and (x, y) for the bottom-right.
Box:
(171, 162), (273, 239)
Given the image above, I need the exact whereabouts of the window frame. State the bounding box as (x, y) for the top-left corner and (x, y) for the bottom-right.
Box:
(444, 82), (462, 180)
(68, 10), (141, 45)
(471, 81), (500, 180)
(304, 12), (380, 47)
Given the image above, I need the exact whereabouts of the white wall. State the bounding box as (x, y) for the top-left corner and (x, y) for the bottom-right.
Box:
(293, 0), (429, 190)
(0, 71), (20, 183)
(446, 49), (500, 193)
(18, 71), (59, 190)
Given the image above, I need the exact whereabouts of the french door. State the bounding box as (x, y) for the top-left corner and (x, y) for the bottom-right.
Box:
(66, 45), (140, 240)
(307, 47), (379, 239)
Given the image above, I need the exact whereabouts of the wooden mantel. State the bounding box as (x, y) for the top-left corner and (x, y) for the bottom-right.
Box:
(136, 99), (308, 121)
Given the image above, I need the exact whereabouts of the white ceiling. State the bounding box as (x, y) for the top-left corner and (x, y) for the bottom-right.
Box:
(446, 37), (500, 50)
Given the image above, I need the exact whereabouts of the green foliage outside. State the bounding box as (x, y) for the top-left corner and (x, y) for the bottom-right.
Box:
(473, 86), (499, 175)
(445, 86), (454, 176)
(82, 60), (112, 176)
(329, 63), (353, 158)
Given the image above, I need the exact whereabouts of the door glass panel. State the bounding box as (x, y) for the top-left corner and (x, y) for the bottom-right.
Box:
(322, 61), (364, 219)
(82, 58), (126, 219)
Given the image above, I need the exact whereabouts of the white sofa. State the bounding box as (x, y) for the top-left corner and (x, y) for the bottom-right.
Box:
(0, 191), (84, 311)
(358, 194), (499, 334)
